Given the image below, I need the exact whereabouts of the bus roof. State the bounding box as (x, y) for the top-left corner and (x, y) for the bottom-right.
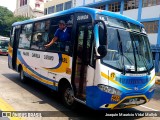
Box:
(12, 7), (143, 27)
(0, 36), (10, 41)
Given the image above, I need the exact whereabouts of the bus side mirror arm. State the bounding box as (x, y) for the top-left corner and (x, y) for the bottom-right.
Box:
(94, 20), (107, 44)
(94, 45), (107, 60)
(94, 20), (107, 59)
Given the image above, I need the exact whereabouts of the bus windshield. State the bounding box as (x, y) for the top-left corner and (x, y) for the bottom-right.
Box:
(98, 21), (153, 73)
(0, 40), (9, 49)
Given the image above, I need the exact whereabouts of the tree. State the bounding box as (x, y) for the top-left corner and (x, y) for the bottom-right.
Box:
(0, 6), (29, 37)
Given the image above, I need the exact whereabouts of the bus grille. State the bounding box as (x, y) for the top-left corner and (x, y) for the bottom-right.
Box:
(116, 78), (149, 84)
(114, 97), (146, 109)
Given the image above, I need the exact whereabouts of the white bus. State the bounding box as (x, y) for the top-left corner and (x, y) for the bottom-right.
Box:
(8, 7), (155, 110)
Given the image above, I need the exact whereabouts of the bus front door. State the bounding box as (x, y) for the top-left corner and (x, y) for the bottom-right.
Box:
(73, 24), (93, 101)
(12, 28), (20, 70)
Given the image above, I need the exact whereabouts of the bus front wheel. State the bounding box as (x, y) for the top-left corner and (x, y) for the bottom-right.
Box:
(62, 85), (76, 109)
(20, 68), (27, 83)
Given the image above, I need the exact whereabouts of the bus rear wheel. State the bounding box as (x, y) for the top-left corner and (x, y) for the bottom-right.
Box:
(61, 85), (76, 109)
(20, 68), (27, 83)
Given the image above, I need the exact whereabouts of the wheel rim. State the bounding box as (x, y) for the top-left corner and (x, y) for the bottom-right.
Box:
(20, 70), (24, 80)
(64, 88), (74, 105)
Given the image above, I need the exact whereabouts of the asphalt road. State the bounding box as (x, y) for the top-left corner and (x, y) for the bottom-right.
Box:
(0, 55), (160, 120)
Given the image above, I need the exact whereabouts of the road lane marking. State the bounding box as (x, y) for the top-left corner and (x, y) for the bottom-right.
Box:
(140, 105), (159, 111)
(0, 98), (24, 120)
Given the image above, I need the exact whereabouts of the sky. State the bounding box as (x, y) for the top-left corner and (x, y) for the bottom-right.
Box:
(0, 0), (16, 12)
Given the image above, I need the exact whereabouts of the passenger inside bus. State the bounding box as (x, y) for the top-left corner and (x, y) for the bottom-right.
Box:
(44, 20), (71, 52)
(31, 33), (47, 50)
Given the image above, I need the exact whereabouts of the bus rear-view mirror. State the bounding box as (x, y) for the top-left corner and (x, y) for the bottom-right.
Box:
(96, 45), (107, 59)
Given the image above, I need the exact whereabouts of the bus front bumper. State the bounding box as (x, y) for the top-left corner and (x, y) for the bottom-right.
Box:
(105, 95), (147, 109)
(86, 86), (154, 110)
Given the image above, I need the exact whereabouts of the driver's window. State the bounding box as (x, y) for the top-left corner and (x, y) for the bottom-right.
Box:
(118, 29), (133, 53)
(105, 27), (119, 60)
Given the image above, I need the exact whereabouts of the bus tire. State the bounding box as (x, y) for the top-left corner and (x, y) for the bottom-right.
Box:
(20, 68), (27, 83)
(61, 84), (76, 109)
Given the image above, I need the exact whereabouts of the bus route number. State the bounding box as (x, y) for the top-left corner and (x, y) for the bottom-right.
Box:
(111, 95), (120, 102)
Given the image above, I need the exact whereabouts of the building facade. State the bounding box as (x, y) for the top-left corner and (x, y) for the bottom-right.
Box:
(44, 0), (72, 15)
(73, 0), (160, 45)
(14, 0), (46, 18)
(72, 0), (160, 72)
(44, 0), (160, 72)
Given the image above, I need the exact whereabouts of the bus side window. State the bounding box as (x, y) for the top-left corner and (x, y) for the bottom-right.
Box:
(10, 27), (16, 47)
(31, 20), (50, 50)
(47, 14), (73, 54)
(19, 24), (32, 49)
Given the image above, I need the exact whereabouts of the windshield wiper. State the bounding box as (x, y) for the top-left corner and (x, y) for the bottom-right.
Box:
(133, 41), (150, 74)
(141, 55), (150, 75)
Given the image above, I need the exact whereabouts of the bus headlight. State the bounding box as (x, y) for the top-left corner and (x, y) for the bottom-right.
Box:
(149, 84), (156, 92)
(98, 84), (122, 95)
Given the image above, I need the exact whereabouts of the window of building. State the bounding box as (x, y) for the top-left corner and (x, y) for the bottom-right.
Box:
(64, 1), (72, 10)
(48, 6), (55, 14)
(56, 3), (63, 12)
(44, 8), (47, 15)
(124, 0), (139, 10)
(25, 0), (27, 4)
(142, 21), (159, 33)
(96, 5), (105, 10)
(35, 3), (40, 8)
(19, 24), (32, 49)
(108, 2), (121, 12)
(20, 0), (27, 7)
(31, 20), (50, 50)
(142, 0), (160, 7)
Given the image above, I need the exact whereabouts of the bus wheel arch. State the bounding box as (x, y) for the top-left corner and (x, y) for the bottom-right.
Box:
(58, 78), (76, 108)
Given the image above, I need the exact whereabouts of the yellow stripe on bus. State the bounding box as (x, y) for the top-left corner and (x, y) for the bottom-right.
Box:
(17, 59), (57, 87)
(8, 45), (13, 56)
(107, 95), (148, 109)
(25, 67), (54, 86)
(101, 72), (131, 90)
(45, 54), (70, 73)
(140, 75), (155, 90)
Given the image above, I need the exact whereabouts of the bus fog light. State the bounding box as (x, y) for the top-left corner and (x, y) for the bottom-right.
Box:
(98, 84), (122, 95)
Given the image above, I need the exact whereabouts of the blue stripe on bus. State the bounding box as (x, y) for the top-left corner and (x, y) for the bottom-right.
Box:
(17, 51), (58, 83)
(46, 54), (63, 69)
(24, 71), (58, 91)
